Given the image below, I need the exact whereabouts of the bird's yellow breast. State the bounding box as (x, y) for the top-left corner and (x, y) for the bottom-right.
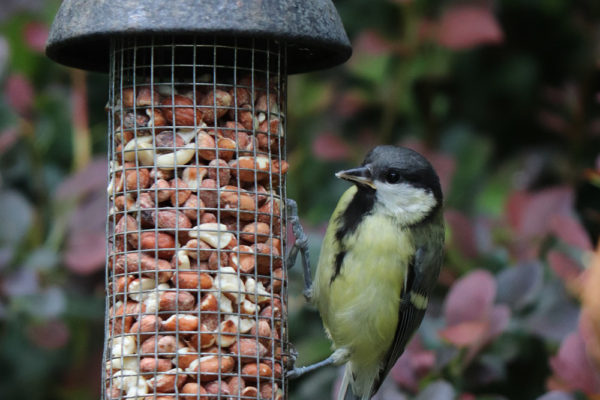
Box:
(313, 189), (415, 368)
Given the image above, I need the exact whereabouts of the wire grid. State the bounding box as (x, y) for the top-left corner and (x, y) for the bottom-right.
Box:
(104, 36), (288, 400)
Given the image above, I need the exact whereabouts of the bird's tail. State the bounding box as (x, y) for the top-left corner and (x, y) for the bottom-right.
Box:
(338, 364), (359, 400)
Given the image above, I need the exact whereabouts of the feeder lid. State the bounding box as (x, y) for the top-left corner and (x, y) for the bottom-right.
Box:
(45, 0), (351, 74)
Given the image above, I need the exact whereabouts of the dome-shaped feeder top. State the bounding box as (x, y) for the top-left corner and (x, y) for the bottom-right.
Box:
(45, 0), (352, 74)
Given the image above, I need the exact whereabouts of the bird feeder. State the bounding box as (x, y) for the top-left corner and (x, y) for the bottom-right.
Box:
(46, 1), (350, 399)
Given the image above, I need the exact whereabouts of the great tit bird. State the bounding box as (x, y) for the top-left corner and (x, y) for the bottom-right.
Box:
(288, 145), (444, 400)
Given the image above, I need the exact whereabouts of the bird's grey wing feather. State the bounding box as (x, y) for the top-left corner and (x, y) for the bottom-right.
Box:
(371, 299), (426, 395)
(343, 389), (360, 400)
(370, 247), (437, 396)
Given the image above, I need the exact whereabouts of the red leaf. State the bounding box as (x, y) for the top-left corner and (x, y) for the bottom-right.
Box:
(522, 187), (573, 237)
(23, 22), (49, 53)
(312, 133), (352, 161)
(63, 189), (107, 275)
(547, 250), (582, 283)
(506, 186), (574, 238)
(391, 355), (420, 392)
(444, 269), (496, 326)
(63, 230), (106, 275)
(549, 214), (593, 251)
(439, 321), (489, 347)
(4, 73), (34, 116)
(485, 305), (511, 342)
(55, 157), (108, 200)
(0, 127), (19, 155)
(418, 19), (437, 43)
(335, 91), (367, 118)
(549, 330), (600, 395)
(465, 305), (511, 361)
(506, 191), (528, 232)
(437, 6), (504, 50)
(440, 306), (509, 352)
(353, 30), (393, 55)
(391, 336), (435, 392)
(445, 209), (478, 258)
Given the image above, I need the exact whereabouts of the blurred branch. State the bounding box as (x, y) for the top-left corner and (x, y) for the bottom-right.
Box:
(70, 68), (91, 171)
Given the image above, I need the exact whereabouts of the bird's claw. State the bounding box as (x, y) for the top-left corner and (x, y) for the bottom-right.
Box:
(285, 198), (313, 295)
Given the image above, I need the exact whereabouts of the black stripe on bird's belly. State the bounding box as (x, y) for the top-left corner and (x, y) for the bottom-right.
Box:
(330, 188), (376, 284)
(330, 251), (347, 285)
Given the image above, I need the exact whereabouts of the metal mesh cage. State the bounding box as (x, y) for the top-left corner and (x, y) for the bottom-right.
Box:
(104, 36), (288, 400)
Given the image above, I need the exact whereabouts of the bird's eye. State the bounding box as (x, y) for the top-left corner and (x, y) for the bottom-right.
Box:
(385, 170), (401, 184)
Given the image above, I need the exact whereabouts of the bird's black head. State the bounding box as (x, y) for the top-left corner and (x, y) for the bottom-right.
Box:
(337, 145), (443, 202)
(363, 145), (442, 203)
(335, 145), (442, 225)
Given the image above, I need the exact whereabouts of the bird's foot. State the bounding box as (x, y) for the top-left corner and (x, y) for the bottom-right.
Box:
(286, 198), (313, 296)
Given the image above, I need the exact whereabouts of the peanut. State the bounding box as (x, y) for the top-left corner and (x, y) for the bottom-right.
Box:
(161, 95), (202, 126)
(139, 357), (172, 373)
(241, 362), (273, 381)
(139, 231), (176, 259)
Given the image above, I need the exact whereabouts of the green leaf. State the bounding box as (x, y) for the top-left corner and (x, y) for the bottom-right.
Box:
(442, 126), (492, 210)
(348, 54), (391, 84)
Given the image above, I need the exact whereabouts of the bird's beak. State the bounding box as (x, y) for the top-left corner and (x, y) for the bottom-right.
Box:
(335, 166), (376, 189)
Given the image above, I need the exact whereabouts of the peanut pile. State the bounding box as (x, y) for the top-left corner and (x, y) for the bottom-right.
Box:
(105, 75), (287, 400)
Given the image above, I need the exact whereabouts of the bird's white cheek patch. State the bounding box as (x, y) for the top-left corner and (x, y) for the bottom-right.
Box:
(374, 182), (437, 225)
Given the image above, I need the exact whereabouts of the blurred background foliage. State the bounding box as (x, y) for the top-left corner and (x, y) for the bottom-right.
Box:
(0, 0), (599, 399)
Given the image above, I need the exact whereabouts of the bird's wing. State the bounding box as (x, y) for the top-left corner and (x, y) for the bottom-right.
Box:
(370, 247), (434, 395)
(338, 364), (360, 400)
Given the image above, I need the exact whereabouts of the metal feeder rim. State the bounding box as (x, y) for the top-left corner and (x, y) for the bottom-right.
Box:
(45, 0), (352, 74)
